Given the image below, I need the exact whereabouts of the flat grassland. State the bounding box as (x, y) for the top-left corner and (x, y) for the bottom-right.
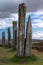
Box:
(0, 47), (43, 65)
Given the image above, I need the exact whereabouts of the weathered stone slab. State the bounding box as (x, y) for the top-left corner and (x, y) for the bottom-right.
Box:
(17, 3), (26, 56)
(25, 16), (32, 56)
(8, 28), (11, 47)
(2, 32), (5, 47)
(13, 21), (17, 49)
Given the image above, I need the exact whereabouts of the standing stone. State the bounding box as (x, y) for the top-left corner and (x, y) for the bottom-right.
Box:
(8, 28), (11, 47)
(13, 21), (17, 49)
(17, 3), (26, 56)
(25, 16), (32, 56)
(2, 32), (5, 47)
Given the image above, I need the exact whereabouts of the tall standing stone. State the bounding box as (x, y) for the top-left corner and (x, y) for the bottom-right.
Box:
(2, 32), (5, 47)
(17, 3), (26, 56)
(13, 21), (17, 49)
(8, 28), (11, 47)
(25, 16), (32, 56)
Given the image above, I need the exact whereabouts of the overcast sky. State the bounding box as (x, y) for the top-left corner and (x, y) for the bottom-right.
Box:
(0, 0), (43, 18)
(0, 0), (43, 39)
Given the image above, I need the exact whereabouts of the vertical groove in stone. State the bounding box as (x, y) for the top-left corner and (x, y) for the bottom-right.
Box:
(8, 28), (11, 47)
(25, 16), (32, 56)
(13, 21), (17, 49)
(17, 3), (26, 56)
(2, 32), (5, 47)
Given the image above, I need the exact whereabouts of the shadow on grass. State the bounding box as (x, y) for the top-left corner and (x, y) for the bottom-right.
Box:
(0, 54), (38, 63)
(3, 46), (12, 49)
(11, 54), (38, 63)
(8, 48), (16, 52)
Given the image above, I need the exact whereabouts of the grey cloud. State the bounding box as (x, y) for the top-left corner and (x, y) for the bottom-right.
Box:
(0, 0), (43, 18)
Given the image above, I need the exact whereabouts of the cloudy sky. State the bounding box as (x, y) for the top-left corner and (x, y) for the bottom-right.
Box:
(0, 0), (43, 39)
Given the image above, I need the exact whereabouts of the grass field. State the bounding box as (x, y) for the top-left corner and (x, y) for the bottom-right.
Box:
(0, 47), (43, 65)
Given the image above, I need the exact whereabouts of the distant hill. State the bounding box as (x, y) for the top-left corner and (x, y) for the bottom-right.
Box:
(32, 39), (43, 44)
(0, 39), (43, 45)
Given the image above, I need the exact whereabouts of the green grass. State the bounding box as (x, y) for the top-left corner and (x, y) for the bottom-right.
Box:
(11, 54), (37, 62)
(0, 47), (43, 65)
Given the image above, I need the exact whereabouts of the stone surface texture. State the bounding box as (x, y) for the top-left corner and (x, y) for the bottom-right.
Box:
(2, 32), (5, 47)
(8, 28), (11, 47)
(17, 3), (26, 56)
(13, 21), (17, 49)
(25, 16), (32, 56)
